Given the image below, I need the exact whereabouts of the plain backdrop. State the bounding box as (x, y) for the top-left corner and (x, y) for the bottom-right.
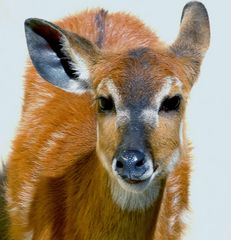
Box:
(0, 0), (230, 239)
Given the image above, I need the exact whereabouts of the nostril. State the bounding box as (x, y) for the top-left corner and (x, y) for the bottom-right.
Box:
(135, 159), (145, 167)
(116, 160), (123, 169)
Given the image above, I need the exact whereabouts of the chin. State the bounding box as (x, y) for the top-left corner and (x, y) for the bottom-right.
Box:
(109, 170), (162, 211)
(115, 171), (156, 193)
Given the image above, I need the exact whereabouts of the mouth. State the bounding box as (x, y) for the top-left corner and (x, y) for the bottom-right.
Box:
(116, 174), (154, 192)
(114, 164), (159, 192)
(122, 163), (159, 184)
(126, 179), (145, 184)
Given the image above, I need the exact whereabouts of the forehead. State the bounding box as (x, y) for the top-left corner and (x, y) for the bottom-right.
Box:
(96, 47), (181, 105)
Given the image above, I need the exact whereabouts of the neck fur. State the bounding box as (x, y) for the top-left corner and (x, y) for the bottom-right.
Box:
(66, 152), (165, 239)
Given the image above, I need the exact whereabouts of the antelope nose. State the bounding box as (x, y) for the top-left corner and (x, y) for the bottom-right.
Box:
(115, 150), (147, 181)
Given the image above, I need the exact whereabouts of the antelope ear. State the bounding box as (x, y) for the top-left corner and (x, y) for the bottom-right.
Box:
(171, 2), (210, 85)
(25, 18), (99, 94)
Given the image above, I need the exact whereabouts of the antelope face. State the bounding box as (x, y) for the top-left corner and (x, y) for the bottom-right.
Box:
(25, 2), (209, 209)
(94, 49), (185, 193)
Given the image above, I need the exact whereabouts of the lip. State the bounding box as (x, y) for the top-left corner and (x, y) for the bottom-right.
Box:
(125, 179), (145, 184)
(124, 177), (150, 185)
(122, 164), (159, 185)
(115, 174), (154, 193)
(122, 165), (160, 191)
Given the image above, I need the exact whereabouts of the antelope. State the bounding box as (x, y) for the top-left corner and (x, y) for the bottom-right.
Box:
(6, 1), (210, 239)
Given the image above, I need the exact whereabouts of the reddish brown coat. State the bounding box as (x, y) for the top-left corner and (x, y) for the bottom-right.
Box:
(7, 3), (210, 239)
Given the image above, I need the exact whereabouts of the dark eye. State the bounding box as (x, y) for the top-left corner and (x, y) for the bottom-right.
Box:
(159, 95), (182, 112)
(97, 96), (115, 113)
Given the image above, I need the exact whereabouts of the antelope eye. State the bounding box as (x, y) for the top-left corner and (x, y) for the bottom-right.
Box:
(97, 96), (115, 113)
(159, 95), (182, 112)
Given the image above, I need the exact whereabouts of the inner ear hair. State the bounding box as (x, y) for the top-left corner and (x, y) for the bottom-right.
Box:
(25, 18), (100, 94)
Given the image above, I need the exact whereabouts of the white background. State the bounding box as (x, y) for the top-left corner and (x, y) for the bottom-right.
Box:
(0, 0), (230, 239)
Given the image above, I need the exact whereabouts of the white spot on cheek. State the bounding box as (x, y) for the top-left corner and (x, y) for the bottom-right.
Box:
(116, 110), (130, 127)
(140, 108), (158, 126)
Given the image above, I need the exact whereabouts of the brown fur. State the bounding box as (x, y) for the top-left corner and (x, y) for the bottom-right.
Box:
(7, 3), (210, 240)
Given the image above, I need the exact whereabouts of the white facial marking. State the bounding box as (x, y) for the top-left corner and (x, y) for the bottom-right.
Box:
(167, 148), (181, 173)
(110, 175), (161, 211)
(105, 80), (122, 106)
(155, 76), (183, 106)
(140, 76), (182, 127)
(97, 79), (131, 127)
(155, 76), (173, 106)
(140, 108), (158, 127)
(95, 77), (184, 211)
(110, 156), (162, 210)
(174, 77), (183, 88)
(116, 109), (130, 127)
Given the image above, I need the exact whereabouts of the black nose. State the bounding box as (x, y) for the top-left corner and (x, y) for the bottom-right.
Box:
(115, 150), (148, 180)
